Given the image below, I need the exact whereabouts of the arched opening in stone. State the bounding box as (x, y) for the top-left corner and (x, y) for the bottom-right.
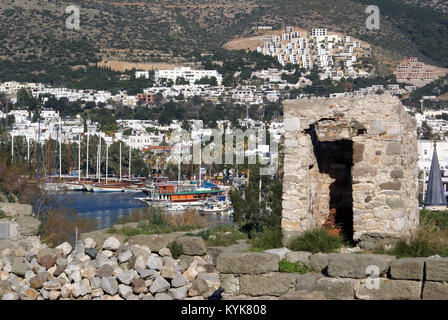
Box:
(306, 125), (354, 240)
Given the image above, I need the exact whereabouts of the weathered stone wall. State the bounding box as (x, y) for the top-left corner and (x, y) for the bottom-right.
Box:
(282, 94), (419, 247)
(0, 203), (41, 251)
(216, 251), (448, 300)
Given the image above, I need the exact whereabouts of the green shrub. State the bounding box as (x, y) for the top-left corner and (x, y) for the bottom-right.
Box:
(249, 229), (283, 251)
(288, 229), (343, 253)
(420, 209), (448, 230)
(279, 258), (309, 274)
(168, 241), (183, 259)
(389, 239), (443, 258)
(0, 209), (5, 219)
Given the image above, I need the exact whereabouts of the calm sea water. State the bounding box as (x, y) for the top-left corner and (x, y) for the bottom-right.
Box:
(54, 191), (232, 230)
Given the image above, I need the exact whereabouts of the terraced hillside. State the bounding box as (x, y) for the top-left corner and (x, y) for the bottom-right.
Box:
(0, 0), (447, 83)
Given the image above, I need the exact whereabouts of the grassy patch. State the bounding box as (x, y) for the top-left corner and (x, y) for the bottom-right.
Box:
(279, 258), (309, 274)
(108, 211), (204, 238)
(186, 225), (247, 247)
(168, 241), (183, 259)
(373, 211), (448, 258)
(0, 209), (6, 219)
(288, 229), (343, 253)
(248, 229), (283, 251)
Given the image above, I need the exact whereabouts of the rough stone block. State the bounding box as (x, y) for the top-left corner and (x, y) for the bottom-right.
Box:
(0, 203), (32, 216)
(127, 234), (179, 251)
(316, 277), (354, 300)
(355, 279), (421, 300)
(239, 274), (297, 296)
(425, 258), (448, 282)
(327, 254), (395, 278)
(422, 281), (448, 300)
(309, 253), (334, 272)
(0, 222), (9, 239)
(295, 274), (353, 300)
(16, 216), (41, 236)
(216, 252), (280, 274)
(175, 236), (206, 256)
(390, 258), (425, 281)
(285, 251), (312, 267)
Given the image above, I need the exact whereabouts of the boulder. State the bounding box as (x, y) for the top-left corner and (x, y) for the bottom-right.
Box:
(132, 278), (147, 294)
(149, 276), (170, 294)
(80, 231), (126, 251)
(171, 272), (186, 288)
(102, 237), (121, 251)
(85, 248), (97, 260)
(55, 242), (72, 256)
(158, 248), (172, 257)
(72, 282), (89, 298)
(176, 236), (206, 256)
(118, 284), (133, 299)
(101, 277), (118, 295)
(155, 293), (173, 300)
(118, 250), (133, 264)
(38, 255), (56, 269)
(11, 258), (27, 277)
(169, 286), (187, 300)
(217, 252), (280, 274)
(83, 238), (97, 249)
(117, 270), (135, 285)
(146, 256), (162, 271)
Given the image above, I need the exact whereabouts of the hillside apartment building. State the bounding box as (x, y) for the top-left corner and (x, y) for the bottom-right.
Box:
(256, 27), (372, 81)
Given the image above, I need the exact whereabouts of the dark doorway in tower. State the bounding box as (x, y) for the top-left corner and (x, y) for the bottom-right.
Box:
(306, 126), (354, 241)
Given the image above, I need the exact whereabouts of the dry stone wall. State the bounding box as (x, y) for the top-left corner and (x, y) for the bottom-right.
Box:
(282, 94), (419, 247)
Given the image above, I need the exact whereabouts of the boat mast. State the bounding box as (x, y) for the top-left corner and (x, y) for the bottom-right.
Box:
(78, 134), (81, 182)
(105, 143), (108, 185)
(129, 145), (131, 180)
(27, 137), (30, 164)
(68, 138), (71, 177)
(97, 134), (101, 182)
(10, 133), (13, 164)
(59, 121), (62, 180)
(119, 142), (122, 181)
(48, 135), (51, 181)
(36, 118), (41, 178)
(86, 132), (89, 179)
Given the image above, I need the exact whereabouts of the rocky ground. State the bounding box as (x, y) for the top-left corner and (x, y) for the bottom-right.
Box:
(0, 235), (221, 300)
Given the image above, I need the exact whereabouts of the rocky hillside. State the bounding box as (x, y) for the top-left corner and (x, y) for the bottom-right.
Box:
(0, 0), (447, 82)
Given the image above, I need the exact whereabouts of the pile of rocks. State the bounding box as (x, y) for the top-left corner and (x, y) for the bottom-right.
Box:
(0, 235), (221, 300)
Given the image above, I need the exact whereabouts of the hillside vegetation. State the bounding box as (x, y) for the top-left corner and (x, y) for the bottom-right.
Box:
(0, 0), (447, 83)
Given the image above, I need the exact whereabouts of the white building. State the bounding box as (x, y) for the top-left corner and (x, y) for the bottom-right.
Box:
(155, 67), (223, 86)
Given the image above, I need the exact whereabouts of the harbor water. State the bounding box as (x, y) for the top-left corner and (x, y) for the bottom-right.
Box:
(54, 191), (232, 230)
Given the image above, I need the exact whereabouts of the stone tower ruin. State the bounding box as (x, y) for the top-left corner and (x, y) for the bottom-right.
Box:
(282, 95), (419, 249)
